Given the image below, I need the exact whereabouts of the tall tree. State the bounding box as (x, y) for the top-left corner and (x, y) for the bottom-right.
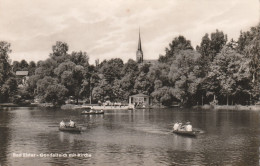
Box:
(204, 47), (251, 105)
(70, 51), (89, 67)
(0, 41), (16, 102)
(168, 50), (202, 106)
(244, 24), (260, 99)
(28, 61), (36, 75)
(19, 60), (29, 70)
(100, 58), (124, 83)
(197, 30), (228, 62)
(0, 41), (12, 85)
(50, 41), (70, 64)
(159, 35), (193, 63)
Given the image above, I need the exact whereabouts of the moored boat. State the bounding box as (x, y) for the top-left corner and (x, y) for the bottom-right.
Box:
(81, 110), (104, 115)
(172, 130), (196, 137)
(59, 126), (82, 133)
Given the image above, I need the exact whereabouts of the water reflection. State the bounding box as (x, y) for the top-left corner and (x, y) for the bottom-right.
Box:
(0, 108), (13, 165)
(59, 132), (64, 142)
(0, 107), (259, 165)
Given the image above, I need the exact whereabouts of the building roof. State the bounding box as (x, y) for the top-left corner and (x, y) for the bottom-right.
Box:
(16, 71), (29, 76)
(129, 93), (149, 97)
(143, 59), (158, 64)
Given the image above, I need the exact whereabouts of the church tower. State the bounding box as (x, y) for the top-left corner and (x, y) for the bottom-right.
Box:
(136, 29), (143, 63)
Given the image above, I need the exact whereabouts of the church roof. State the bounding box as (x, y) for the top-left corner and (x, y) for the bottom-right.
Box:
(143, 59), (158, 64)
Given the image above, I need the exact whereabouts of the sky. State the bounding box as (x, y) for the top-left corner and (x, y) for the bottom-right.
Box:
(0, 0), (259, 64)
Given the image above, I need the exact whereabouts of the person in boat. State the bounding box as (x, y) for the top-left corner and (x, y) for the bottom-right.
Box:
(178, 122), (186, 131)
(60, 120), (65, 128)
(185, 122), (192, 131)
(173, 122), (180, 131)
(69, 120), (76, 128)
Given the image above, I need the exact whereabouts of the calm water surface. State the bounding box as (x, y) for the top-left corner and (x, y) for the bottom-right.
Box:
(0, 107), (259, 166)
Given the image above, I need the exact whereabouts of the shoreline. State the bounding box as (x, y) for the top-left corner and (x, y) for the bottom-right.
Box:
(0, 103), (39, 107)
(60, 104), (135, 110)
(193, 104), (260, 111)
(2, 103), (260, 111)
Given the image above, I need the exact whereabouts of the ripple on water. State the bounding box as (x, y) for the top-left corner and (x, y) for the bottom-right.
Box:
(0, 107), (259, 166)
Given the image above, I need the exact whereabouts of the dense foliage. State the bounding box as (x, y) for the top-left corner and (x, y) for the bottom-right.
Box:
(1, 24), (260, 106)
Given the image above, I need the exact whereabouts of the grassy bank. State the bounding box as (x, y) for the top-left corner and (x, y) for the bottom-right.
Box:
(0, 103), (38, 107)
(193, 104), (260, 111)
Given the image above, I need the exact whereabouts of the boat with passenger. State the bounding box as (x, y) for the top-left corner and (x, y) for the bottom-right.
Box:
(81, 109), (104, 115)
(172, 130), (196, 137)
(172, 122), (196, 137)
(59, 126), (82, 133)
(59, 120), (81, 133)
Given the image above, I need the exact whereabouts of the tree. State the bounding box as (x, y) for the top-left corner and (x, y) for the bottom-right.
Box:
(54, 61), (86, 103)
(54, 61), (76, 79)
(44, 84), (68, 106)
(112, 74), (136, 101)
(168, 50), (202, 106)
(25, 75), (41, 98)
(50, 41), (70, 64)
(139, 63), (151, 73)
(0, 41), (16, 102)
(204, 47), (251, 105)
(1, 77), (17, 102)
(159, 35), (193, 63)
(81, 72), (100, 104)
(244, 24), (260, 100)
(210, 30), (228, 60)
(121, 59), (139, 75)
(197, 30), (228, 62)
(236, 31), (253, 54)
(51, 41), (69, 57)
(147, 63), (170, 86)
(72, 65), (86, 103)
(134, 72), (154, 95)
(12, 61), (20, 72)
(0, 41), (12, 85)
(35, 58), (57, 78)
(92, 79), (113, 102)
(100, 58), (124, 83)
(36, 76), (58, 98)
(19, 60), (29, 70)
(70, 51), (89, 67)
(197, 30), (227, 62)
(28, 61), (36, 75)
(197, 33), (211, 57)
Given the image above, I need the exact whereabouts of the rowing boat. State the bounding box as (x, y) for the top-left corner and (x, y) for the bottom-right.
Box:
(172, 130), (197, 137)
(59, 126), (82, 133)
(81, 110), (104, 115)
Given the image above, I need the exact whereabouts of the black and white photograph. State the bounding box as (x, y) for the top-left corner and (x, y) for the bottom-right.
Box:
(0, 0), (260, 165)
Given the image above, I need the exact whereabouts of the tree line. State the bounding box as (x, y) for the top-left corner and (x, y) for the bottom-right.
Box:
(0, 23), (260, 106)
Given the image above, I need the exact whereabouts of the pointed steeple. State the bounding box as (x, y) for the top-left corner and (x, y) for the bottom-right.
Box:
(136, 28), (143, 63)
(138, 28), (142, 52)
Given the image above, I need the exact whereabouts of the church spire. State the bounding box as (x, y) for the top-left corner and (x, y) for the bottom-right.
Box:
(136, 28), (143, 63)
(138, 28), (142, 52)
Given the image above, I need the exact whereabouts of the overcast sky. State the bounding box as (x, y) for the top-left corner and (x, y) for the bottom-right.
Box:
(0, 0), (259, 64)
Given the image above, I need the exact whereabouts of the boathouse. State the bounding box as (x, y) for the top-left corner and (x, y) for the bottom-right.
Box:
(129, 93), (150, 106)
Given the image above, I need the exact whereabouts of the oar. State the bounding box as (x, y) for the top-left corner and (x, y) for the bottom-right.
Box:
(48, 125), (86, 128)
(48, 125), (59, 127)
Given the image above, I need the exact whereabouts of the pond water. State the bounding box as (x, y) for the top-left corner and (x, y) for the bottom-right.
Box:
(0, 107), (259, 165)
